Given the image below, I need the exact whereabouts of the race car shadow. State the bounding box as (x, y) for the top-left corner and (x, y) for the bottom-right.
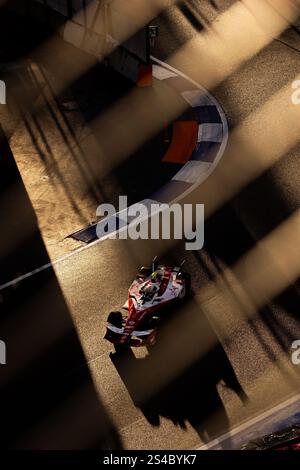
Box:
(110, 299), (248, 446)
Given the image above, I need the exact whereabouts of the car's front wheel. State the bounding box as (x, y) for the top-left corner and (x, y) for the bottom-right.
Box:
(177, 272), (191, 297)
(107, 311), (123, 328)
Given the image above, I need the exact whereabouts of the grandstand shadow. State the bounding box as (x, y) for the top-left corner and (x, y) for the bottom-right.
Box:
(0, 125), (121, 449)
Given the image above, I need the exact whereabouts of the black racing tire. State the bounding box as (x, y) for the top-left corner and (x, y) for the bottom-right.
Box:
(114, 343), (130, 354)
(139, 266), (152, 277)
(177, 272), (191, 296)
(107, 311), (123, 328)
(147, 316), (160, 329)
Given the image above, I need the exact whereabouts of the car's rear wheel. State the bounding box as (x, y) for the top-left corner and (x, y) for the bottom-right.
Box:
(114, 343), (130, 354)
(107, 311), (123, 328)
(147, 316), (160, 329)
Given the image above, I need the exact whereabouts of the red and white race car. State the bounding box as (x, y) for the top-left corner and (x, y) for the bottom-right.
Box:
(104, 258), (191, 349)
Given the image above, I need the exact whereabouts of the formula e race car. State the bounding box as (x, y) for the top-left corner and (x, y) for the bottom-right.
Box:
(104, 257), (191, 349)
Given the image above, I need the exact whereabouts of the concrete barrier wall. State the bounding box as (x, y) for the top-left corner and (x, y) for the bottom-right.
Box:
(33, 0), (148, 81)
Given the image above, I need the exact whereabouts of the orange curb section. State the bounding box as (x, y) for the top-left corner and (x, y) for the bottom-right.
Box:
(162, 121), (198, 164)
(137, 64), (153, 87)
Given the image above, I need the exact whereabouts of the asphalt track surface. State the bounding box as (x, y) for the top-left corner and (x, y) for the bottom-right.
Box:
(52, 2), (300, 449)
(1, 0), (300, 450)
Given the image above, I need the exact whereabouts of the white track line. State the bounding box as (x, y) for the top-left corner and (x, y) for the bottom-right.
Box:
(0, 57), (228, 292)
(0, 224), (130, 291)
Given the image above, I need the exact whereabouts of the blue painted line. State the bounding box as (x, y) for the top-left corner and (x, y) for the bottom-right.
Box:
(194, 105), (223, 124)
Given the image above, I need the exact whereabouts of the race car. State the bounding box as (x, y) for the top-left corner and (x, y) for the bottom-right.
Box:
(241, 423), (300, 450)
(104, 257), (191, 349)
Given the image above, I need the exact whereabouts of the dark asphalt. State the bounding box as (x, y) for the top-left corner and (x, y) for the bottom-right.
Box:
(58, 0), (300, 448)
